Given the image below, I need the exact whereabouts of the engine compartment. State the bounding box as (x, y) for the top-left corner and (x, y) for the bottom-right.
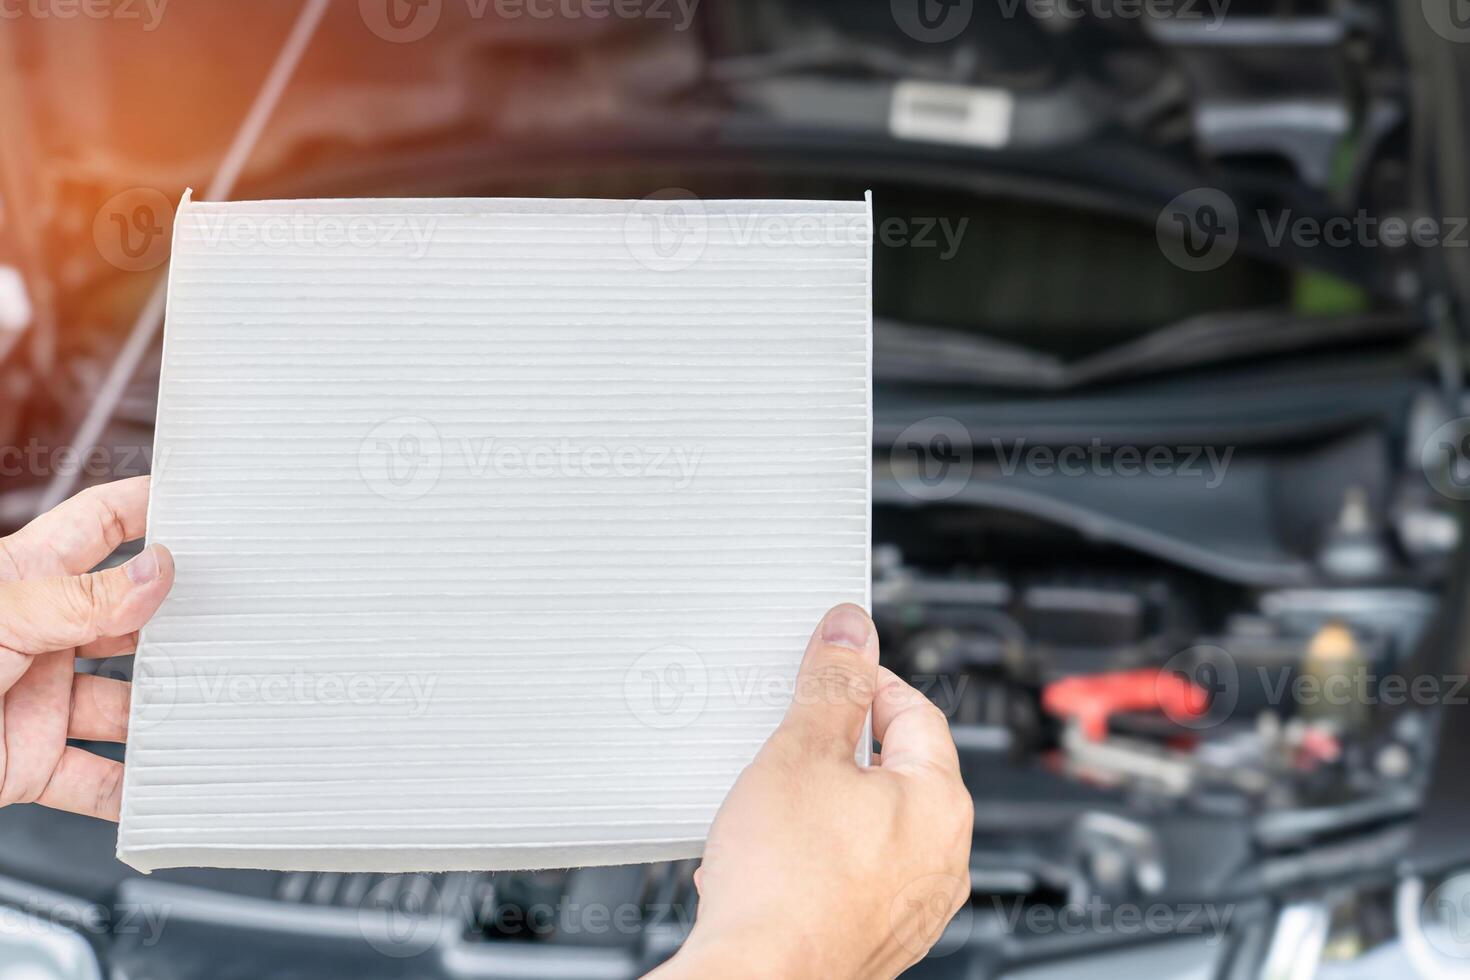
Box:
(1, 0), (1465, 968)
(0, 167), (1453, 976)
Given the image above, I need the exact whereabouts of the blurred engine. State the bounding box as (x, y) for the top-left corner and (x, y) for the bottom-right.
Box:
(2, 0), (1467, 976)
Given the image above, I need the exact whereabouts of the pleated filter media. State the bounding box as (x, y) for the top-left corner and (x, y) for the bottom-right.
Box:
(117, 193), (873, 873)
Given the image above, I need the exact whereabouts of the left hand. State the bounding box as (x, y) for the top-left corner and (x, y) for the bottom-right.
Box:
(0, 476), (174, 820)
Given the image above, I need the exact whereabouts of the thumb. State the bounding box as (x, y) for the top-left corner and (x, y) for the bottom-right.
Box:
(777, 603), (879, 759)
(0, 544), (174, 655)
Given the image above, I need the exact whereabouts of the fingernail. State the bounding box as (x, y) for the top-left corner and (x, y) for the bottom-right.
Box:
(821, 604), (872, 652)
(125, 546), (159, 586)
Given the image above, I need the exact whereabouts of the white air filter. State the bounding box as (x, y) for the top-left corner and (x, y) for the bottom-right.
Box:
(117, 193), (873, 873)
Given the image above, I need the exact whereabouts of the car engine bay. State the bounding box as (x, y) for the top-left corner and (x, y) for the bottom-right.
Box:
(2, 0), (1470, 976)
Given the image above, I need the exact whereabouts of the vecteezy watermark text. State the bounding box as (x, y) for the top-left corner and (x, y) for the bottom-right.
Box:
(1259, 210), (1470, 250)
(874, 216), (970, 260)
(1157, 643), (1470, 733)
(1158, 186), (1470, 272)
(188, 210), (439, 259)
(1256, 667), (1470, 710)
(0, 897), (170, 948)
(357, 872), (699, 958)
(0, 0), (168, 30)
(624, 643), (973, 731)
(359, 417), (705, 502)
(887, 417), (1237, 502)
(183, 666), (441, 717)
(995, 0), (1229, 27)
(461, 438), (703, 486)
(989, 897), (1235, 945)
(0, 440), (158, 479)
(359, 0), (700, 43)
(994, 438), (1234, 489)
(132, 654), (444, 731)
(623, 191), (960, 271)
(893, 0), (1227, 43)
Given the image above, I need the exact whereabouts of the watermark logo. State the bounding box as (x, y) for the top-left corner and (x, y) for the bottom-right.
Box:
(891, 0), (974, 42)
(890, 873), (972, 958)
(1423, 0), (1470, 44)
(1421, 417), (1470, 501)
(130, 646), (177, 733)
(359, 416), (443, 502)
(94, 187), (174, 272)
(1156, 188), (1238, 272)
(1423, 874), (1470, 960)
(358, 875), (445, 957)
(360, 0), (442, 42)
(623, 644), (708, 730)
(891, 417), (974, 501)
(624, 191), (709, 272)
(1158, 645), (1237, 730)
(79, 659), (135, 738)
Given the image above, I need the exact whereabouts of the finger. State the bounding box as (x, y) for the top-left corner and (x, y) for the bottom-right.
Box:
(34, 746), (125, 821)
(776, 604), (879, 759)
(872, 666), (960, 776)
(70, 673), (130, 743)
(1, 650), (74, 806)
(1, 477), (151, 578)
(0, 545), (174, 655)
(0, 652), (25, 692)
(76, 632), (138, 660)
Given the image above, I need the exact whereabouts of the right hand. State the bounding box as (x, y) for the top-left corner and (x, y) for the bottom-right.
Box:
(651, 603), (973, 978)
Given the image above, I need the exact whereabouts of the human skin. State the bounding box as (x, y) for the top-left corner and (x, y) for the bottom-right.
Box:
(648, 603), (974, 979)
(0, 476), (173, 819)
(0, 481), (972, 976)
